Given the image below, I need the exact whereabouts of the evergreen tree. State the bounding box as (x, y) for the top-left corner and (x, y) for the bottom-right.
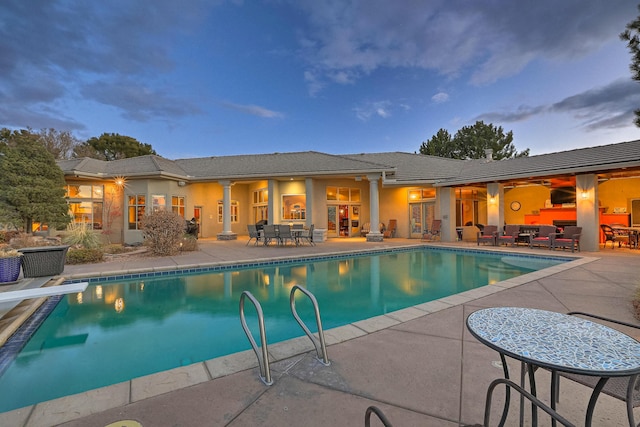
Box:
(74, 133), (156, 160)
(419, 121), (529, 160)
(419, 129), (457, 157)
(620, 4), (640, 127)
(454, 121), (528, 160)
(0, 129), (71, 232)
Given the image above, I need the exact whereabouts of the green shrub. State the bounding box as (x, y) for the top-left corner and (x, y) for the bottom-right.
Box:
(66, 248), (104, 264)
(63, 223), (102, 249)
(141, 210), (186, 256)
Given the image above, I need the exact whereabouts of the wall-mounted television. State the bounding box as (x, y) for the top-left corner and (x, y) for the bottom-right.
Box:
(550, 187), (576, 205)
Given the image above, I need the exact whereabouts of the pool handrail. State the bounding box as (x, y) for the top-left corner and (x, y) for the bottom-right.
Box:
(239, 291), (273, 385)
(290, 285), (330, 366)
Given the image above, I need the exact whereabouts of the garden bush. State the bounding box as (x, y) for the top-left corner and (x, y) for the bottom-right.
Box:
(180, 235), (199, 252)
(66, 248), (104, 264)
(63, 223), (102, 249)
(141, 210), (186, 256)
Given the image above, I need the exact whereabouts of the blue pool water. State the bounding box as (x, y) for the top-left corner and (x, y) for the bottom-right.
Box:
(0, 247), (567, 411)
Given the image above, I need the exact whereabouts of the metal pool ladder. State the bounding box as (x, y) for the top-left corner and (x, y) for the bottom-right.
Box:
(290, 285), (330, 366)
(239, 291), (273, 385)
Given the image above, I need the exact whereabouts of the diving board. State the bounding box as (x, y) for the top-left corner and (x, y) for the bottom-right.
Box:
(0, 282), (88, 304)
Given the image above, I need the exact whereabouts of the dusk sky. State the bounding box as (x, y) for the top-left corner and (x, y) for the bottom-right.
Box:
(2, 1), (640, 159)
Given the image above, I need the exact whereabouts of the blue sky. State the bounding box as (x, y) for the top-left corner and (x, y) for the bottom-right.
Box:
(1, 1), (640, 159)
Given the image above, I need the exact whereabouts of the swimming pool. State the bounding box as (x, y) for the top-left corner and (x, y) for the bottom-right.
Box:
(0, 247), (567, 412)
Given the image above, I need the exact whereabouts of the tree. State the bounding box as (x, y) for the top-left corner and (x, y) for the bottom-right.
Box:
(0, 128), (71, 232)
(620, 4), (640, 127)
(419, 121), (529, 160)
(419, 129), (457, 157)
(73, 133), (156, 160)
(36, 128), (80, 160)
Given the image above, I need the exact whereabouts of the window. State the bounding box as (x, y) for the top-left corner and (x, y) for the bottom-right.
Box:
(151, 195), (166, 212)
(252, 189), (268, 223)
(282, 194), (306, 220)
(408, 188), (436, 201)
(172, 196), (185, 217)
(253, 189), (268, 204)
(66, 184), (104, 230)
(326, 186), (360, 202)
(218, 201), (239, 223)
(128, 195), (146, 230)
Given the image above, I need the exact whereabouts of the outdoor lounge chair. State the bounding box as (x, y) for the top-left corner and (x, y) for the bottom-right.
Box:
(529, 225), (557, 249)
(497, 224), (521, 247)
(550, 226), (582, 252)
(383, 219), (397, 238)
(601, 224), (629, 248)
(556, 312), (640, 427)
(477, 225), (498, 246)
(246, 224), (261, 246)
(421, 219), (441, 241)
(361, 222), (385, 237)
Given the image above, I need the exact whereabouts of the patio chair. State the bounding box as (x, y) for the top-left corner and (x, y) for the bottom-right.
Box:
(246, 224), (261, 246)
(297, 224), (315, 246)
(383, 219), (397, 238)
(550, 226), (582, 252)
(556, 312), (640, 427)
(601, 224), (626, 248)
(497, 224), (520, 247)
(477, 225), (498, 246)
(361, 222), (385, 237)
(421, 219), (442, 241)
(529, 225), (557, 249)
(277, 224), (294, 246)
(262, 224), (278, 246)
(612, 224), (632, 248)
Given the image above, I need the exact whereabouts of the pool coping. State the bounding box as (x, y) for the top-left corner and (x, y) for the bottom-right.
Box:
(0, 246), (597, 426)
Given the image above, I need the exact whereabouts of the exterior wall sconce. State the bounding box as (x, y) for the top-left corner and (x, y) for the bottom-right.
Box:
(114, 176), (127, 188)
(489, 196), (496, 204)
(581, 190), (589, 200)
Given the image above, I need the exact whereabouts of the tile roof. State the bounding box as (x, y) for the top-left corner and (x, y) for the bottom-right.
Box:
(57, 140), (640, 186)
(173, 151), (394, 179)
(344, 152), (465, 183)
(439, 139), (640, 186)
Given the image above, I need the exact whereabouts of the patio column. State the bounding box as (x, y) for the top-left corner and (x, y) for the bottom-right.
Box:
(267, 179), (276, 225)
(305, 177), (313, 227)
(437, 187), (456, 242)
(366, 173), (383, 242)
(576, 174), (599, 251)
(217, 180), (237, 240)
(487, 183), (504, 229)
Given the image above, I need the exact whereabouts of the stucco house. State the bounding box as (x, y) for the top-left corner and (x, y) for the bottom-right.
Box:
(57, 139), (640, 252)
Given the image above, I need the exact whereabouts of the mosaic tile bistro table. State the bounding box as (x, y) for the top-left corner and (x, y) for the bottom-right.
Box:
(466, 307), (640, 427)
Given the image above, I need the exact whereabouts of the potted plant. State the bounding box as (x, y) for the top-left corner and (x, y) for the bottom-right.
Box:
(0, 248), (22, 284)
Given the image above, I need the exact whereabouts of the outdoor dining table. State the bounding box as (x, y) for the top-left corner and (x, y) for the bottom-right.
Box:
(260, 225), (307, 246)
(466, 307), (640, 427)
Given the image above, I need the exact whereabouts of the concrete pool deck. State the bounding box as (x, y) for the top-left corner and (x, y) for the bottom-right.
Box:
(1, 238), (640, 426)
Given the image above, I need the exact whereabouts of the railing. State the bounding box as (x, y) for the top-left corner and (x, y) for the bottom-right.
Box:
(239, 291), (273, 385)
(290, 285), (330, 366)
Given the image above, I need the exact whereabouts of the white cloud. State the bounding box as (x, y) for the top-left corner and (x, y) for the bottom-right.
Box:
(431, 92), (449, 104)
(221, 102), (285, 119)
(354, 100), (392, 121)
